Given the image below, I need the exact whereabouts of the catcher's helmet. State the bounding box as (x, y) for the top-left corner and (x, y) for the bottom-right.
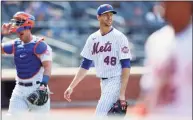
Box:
(10, 11), (35, 33)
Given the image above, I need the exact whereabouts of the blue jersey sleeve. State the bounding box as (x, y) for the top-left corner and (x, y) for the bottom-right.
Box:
(80, 57), (93, 70)
(120, 59), (131, 68)
(2, 41), (14, 54)
(34, 38), (47, 55)
(1, 34), (4, 41)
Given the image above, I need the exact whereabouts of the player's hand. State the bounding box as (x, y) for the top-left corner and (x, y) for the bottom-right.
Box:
(39, 84), (47, 90)
(1, 23), (12, 35)
(64, 87), (73, 102)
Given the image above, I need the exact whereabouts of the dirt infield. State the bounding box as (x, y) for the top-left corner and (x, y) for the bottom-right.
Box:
(2, 108), (192, 120)
(51, 107), (95, 116)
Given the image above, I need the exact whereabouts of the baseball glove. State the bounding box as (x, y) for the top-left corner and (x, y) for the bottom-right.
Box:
(107, 100), (128, 117)
(27, 87), (49, 106)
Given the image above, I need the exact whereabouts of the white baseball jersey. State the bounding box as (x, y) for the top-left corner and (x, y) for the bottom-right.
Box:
(140, 25), (175, 91)
(149, 23), (192, 116)
(167, 23), (192, 115)
(81, 28), (132, 78)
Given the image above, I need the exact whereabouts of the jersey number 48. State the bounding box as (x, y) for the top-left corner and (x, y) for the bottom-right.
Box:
(104, 56), (117, 66)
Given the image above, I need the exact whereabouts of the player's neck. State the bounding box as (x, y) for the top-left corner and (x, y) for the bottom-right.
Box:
(100, 26), (112, 36)
(172, 15), (192, 34)
(176, 22), (192, 38)
(23, 34), (33, 43)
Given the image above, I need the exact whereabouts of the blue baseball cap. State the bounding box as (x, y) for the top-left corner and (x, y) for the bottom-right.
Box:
(97, 4), (117, 15)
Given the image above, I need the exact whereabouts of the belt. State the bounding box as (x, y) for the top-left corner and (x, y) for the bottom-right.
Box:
(101, 76), (117, 80)
(18, 81), (40, 87)
(101, 78), (108, 80)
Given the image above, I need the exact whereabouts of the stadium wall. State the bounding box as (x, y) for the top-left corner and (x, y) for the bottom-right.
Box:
(1, 67), (144, 108)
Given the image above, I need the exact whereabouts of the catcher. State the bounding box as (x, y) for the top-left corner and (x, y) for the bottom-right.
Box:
(1, 11), (52, 115)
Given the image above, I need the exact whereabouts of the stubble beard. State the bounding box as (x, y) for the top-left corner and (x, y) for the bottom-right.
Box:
(104, 21), (112, 27)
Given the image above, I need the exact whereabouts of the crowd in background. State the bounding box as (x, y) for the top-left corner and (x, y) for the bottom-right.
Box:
(1, 1), (166, 68)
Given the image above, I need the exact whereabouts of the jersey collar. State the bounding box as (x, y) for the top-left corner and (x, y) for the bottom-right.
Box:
(101, 27), (114, 36)
(176, 22), (192, 40)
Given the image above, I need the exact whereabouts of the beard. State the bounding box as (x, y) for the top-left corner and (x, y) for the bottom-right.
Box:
(104, 23), (111, 27)
(103, 21), (112, 27)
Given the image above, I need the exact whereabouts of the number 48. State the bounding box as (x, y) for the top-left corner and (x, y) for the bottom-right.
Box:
(104, 56), (117, 66)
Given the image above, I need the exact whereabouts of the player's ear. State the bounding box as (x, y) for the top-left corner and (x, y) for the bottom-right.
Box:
(97, 15), (100, 21)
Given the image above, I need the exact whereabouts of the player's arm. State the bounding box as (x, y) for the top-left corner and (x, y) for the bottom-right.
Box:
(40, 47), (52, 87)
(64, 58), (92, 102)
(1, 41), (15, 55)
(118, 35), (132, 100)
(34, 39), (52, 87)
(1, 23), (13, 54)
(68, 58), (92, 89)
(119, 59), (131, 100)
(41, 61), (52, 86)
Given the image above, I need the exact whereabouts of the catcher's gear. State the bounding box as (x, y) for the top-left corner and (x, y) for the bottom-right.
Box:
(27, 86), (49, 106)
(107, 100), (128, 117)
(10, 11), (35, 33)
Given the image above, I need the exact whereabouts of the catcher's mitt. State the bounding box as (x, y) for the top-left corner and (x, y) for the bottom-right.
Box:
(27, 87), (49, 106)
(107, 100), (128, 117)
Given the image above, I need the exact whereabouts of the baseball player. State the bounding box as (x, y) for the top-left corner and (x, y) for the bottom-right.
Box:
(64, 4), (132, 117)
(138, 2), (192, 118)
(133, 24), (175, 117)
(1, 12), (52, 115)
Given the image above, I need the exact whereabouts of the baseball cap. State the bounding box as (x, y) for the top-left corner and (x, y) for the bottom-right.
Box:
(97, 4), (117, 15)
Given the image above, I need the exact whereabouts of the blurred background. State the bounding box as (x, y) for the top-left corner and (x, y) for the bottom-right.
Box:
(1, 1), (165, 68)
(1, 1), (166, 117)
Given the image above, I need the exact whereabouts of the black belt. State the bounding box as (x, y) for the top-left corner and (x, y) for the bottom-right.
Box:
(18, 81), (40, 87)
(101, 76), (116, 80)
(101, 78), (108, 80)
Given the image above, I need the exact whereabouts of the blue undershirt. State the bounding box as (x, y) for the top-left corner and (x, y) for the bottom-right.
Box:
(120, 59), (131, 68)
(80, 58), (92, 70)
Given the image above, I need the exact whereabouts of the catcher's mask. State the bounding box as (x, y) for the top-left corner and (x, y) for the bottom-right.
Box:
(10, 11), (35, 33)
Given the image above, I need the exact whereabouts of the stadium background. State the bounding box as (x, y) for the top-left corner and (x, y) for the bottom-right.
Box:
(1, 1), (165, 117)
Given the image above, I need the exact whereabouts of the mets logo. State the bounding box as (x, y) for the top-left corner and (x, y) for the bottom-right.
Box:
(106, 5), (111, 8)
(121, 46), (129, 53)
